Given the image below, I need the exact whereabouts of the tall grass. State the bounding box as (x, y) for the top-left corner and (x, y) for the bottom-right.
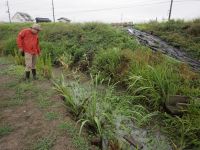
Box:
(36, 53), (52, 79)
(14, 50), (25, 66)
(91, 48), (134, 84)
(53, 74), (158, 149)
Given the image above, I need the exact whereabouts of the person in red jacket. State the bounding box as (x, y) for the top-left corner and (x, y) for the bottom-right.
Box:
(17, 23), (42, 80)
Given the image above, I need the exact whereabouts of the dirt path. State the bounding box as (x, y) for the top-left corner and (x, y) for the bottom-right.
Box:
(0, 58), (89, 150)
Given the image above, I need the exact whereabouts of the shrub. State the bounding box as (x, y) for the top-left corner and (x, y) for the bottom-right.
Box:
(3, 37), (17, 55)
(91, 48), (134, 83)
(126, 49), (180, 110)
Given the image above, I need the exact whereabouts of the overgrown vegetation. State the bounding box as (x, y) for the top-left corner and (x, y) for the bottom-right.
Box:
(53, 74), (159, 149)
(135, 19), (200, 60)
(0, 22), (138, 64)
(1, 22), (200, 149)
(53, 49), (200, 149)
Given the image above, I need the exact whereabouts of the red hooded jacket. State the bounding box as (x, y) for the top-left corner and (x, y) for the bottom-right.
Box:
(17, 28), (40, 55)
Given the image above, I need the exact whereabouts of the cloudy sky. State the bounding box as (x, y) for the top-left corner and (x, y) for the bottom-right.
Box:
(0, 0), (200, 23)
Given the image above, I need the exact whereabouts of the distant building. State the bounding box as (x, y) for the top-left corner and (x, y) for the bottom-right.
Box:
(12, 12), (34, 22)
(35, 17), (51, 23)
(57, 17), (71, 23)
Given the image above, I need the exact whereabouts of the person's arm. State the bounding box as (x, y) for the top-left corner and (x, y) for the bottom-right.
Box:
(17, 30), (25, 52)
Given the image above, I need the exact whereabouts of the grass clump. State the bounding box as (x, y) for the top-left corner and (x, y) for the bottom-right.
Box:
(163, 99), (200, 149)
(45, 112), (59, 121)
(91, 48), (134, 84)
(0, 124), (12, 137)
(37, 95), (52, 109)
(33, 136), (55, 150)
(36, 53), (52, 79)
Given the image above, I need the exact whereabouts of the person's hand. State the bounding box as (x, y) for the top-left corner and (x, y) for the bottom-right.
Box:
(19, 49), (24, 56)
(21, 51), (25, 56)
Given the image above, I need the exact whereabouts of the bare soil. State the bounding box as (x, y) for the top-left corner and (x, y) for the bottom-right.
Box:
(0, 63), (79, 150)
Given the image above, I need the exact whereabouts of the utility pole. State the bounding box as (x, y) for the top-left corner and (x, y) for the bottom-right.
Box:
(120, 13), (123, 23)
(52, 0), (55, 22)
(168, 0), (173, 21)
(6, 0), (11, 23)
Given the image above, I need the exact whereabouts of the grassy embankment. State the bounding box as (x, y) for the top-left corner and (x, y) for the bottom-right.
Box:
(0, 22), (200, 149)
(135, 19), (200, 61)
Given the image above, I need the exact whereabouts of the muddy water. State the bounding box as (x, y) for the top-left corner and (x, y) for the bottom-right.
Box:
(127, 27), (200, 72)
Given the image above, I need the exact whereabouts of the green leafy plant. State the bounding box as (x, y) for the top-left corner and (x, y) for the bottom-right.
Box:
(45, 112), (59, 121)
(14, 49), (25, 66)
(37, 53), (52, 79)
(57, 52), (73, 69)
(53, 74), (90, 117)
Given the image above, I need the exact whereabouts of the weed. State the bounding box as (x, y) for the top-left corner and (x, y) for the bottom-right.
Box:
(14, 50), (25, 66)
(37, 53), (52, 79)
(0, 64), (24, 77)
(37, 95), (52, 108)
(126, 49), (181, 110)
(57, 52), (73, 69)
(91, 48), (134, 83)
(0, 56), (14, 65)
(45, 112), (59, 121)
(34, 136), (55, 150)
(53, 74), (91, 117)
(0, 124), (12, 136)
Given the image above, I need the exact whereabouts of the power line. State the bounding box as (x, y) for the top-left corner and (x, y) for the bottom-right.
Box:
(2, 0), (200, 22)
(10, 0), (200, 8)
(62, 0), (200, 14)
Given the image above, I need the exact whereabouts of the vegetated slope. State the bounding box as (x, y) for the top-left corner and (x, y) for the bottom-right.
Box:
(0, 22), (200, 149)
(135, 19), (200, 61)
(0, 22), (138, 63)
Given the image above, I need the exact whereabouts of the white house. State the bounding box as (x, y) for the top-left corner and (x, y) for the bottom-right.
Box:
(57, 17), (71, 23)
(12, 12), (34, 23)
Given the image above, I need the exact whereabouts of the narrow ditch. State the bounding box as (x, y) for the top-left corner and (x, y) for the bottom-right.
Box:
(126, 27), (200, 72)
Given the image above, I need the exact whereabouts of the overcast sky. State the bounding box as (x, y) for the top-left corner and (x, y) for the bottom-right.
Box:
(0, 0), (200, 23)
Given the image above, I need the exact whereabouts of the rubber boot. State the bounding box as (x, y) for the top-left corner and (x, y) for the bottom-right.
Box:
(32, 69), (37, 80)
(25, 71), (30, 81)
